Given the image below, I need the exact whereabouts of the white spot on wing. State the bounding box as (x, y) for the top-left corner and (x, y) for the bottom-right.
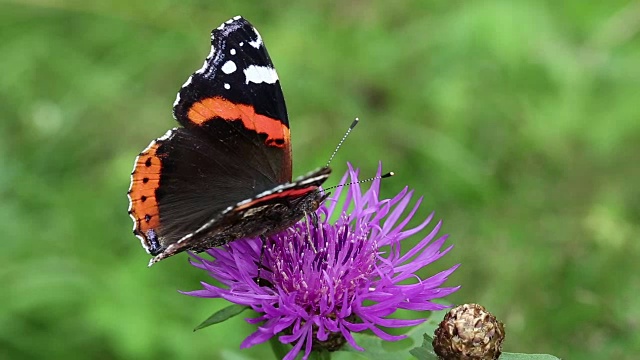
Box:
(230, 48), (236, 55)
(239, 42), (244, 47)
(249, 28), (263, 48)
(221, 60), (237, 74)
(243, 65), (279, 84)
(233, 15), (241, 20)
(224, 83), (230, 89)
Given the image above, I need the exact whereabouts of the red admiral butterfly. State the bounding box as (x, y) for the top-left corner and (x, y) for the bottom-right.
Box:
(128, 16), (331, 266)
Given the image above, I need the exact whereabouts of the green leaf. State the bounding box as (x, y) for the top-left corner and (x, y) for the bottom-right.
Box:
(193, 304), (249, 331)
(500, 353), (561, 360)
(409, 333), (438, 360)
(332, 351), (370, 360)
(269, 335), (291, 359)
(309, 350), (333, 360)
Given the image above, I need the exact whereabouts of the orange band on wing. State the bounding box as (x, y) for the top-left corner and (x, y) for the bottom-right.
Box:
(188, 97), (290, 148)
(128, 143), (163, 236)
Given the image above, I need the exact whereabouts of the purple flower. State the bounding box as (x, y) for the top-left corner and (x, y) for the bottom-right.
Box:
(183, 163), (460, 360)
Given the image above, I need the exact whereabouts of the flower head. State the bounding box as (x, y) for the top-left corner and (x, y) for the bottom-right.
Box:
(183, 163), (459, 359)
(433, 303), (505, 360)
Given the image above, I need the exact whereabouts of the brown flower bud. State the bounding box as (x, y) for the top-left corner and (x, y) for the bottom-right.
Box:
(432, 303), (505, 360)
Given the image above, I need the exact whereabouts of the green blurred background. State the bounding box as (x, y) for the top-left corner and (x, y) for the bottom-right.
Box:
(2, 0), (639, 359)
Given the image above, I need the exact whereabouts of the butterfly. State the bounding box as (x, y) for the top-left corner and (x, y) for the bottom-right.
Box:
(127, 16), (331, 266)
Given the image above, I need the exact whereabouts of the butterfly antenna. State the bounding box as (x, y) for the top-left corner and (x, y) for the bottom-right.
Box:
(324, 171), (395, 191)
(326, 117), (359, 168)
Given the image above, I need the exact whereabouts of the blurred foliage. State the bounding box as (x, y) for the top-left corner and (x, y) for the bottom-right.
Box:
(1, 0), (639, 359)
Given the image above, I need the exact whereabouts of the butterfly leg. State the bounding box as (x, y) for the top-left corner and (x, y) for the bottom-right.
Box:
(309, 210), (319, 228)
(255, 235), (268, 286)
(303, 211), (318, 253)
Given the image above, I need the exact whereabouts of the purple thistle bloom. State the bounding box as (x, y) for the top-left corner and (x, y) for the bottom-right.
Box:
(183, 163), (460, 360)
